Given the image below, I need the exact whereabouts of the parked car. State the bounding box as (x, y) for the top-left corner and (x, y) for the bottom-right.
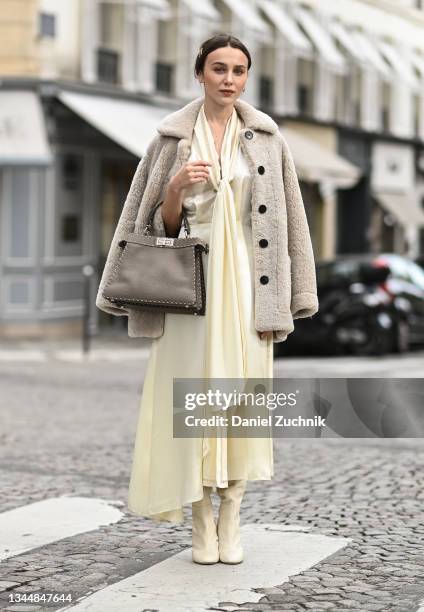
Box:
(415, 256), (424, 271)
(275, 253), (424, 357)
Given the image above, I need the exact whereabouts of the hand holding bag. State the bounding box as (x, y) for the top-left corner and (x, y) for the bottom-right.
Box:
(102, 202), (209, 315)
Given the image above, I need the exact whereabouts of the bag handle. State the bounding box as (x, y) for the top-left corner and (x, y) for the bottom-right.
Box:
(143, 201), (191, 237)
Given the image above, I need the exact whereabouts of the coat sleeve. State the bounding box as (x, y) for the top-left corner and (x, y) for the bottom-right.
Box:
(281, 135), (319, 320)
(95, 136), (163, 317)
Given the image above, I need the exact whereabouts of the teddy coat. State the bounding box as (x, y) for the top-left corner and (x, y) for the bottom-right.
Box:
(95, 96), (319, 342)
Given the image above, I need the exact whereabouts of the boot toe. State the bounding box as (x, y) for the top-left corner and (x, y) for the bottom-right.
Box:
(219, 547), (244, 564)
(193, 549), (220, 564)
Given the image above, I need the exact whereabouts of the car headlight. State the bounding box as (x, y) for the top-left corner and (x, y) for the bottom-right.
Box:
(362, 294), (380, 307)
(376, 312), (392, 329)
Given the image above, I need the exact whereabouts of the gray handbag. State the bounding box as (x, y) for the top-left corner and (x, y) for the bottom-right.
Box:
(102, 202), (209, 315)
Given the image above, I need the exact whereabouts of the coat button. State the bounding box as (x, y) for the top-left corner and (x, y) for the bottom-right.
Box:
(260, 275), (269, 285)
(245, 130), (253, 139)
(259, 239), (268, 248)
(258, 205), (267, 213)
(258, 165), (265, 175)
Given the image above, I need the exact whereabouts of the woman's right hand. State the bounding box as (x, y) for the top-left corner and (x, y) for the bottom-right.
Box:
(168, 160), (211, 195)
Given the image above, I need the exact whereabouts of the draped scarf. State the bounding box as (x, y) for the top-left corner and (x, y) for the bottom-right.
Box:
(192, 104), (247, 381)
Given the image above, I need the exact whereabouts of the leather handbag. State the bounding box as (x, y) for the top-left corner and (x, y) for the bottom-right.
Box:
(102, 201), (209, 315)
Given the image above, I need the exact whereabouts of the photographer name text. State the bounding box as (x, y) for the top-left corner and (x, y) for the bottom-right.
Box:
(185, 415), (326, 427)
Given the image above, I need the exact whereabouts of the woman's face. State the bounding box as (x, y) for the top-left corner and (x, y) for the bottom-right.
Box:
(197, 45), (249, 107)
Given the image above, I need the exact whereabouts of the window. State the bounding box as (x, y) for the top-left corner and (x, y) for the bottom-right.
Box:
(99, 3), (122, 47)
(377, 255), (410, 282)
(349, 69), (361, 126)
(156, 17), (175, 95)
(316, 260), (363, 286)
(56, 153), (84, 255)
(38, 12), (56, 38)
(259, 76), (274, 109)
(61, 214), (80, 243)
(297, 58), (314, 115)
(381, 81), (390, 131)
(62, 155), (80, 191)
(335, 73), (349, 123)
(97, 48), (120, 84)
(156, 62), (174, 94)
(406, 259), (424, 290)
(413, 93), (420, 136)
(97, 2), (123, 84)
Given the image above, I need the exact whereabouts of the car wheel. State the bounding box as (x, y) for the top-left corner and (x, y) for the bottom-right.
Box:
(350, 326), (391, 357)
(394, 319), (410, 354)
(328, 327), (347, 355)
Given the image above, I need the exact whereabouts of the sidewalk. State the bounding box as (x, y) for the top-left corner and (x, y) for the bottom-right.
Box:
(0, 332), (152, 362)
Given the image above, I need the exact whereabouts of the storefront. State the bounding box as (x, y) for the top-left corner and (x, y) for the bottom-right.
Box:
(370, 140), (424, 256)
(337, 130), (372, 255)
(280, 120), (361, 260)
(0, 85), (172, 338)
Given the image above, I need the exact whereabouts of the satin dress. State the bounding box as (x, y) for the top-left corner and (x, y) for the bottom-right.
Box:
(128, 105), (274, 523)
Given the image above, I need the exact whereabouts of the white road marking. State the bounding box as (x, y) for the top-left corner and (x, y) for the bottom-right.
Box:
(0, 497), (124, 561)
(58, 523), (351, 612)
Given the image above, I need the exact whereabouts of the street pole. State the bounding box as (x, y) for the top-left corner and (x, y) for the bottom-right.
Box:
(82, 264), (95, 355)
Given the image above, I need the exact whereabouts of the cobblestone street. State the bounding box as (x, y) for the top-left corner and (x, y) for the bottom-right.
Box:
(0, 338), (423, 611)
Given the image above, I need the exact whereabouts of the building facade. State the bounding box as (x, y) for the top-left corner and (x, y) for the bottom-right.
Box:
(1, 0), (424, 337)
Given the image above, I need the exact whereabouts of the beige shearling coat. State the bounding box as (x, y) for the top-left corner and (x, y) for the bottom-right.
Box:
(95, 96), (319, 342)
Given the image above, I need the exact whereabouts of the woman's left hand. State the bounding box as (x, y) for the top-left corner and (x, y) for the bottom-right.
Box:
(258, 331), (273, 341)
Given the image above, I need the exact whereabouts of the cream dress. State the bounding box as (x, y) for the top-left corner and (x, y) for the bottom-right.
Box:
(128, 105), (274, 523)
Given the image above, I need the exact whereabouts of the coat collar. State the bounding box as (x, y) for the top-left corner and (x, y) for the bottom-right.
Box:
(157, 96), (278, 140)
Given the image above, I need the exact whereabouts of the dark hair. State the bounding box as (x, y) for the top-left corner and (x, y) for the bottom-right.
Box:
(194, 33), (252, 76)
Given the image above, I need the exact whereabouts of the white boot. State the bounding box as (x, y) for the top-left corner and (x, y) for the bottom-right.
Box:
(191, 486), (219, 564)
(216, 479), (246, 564)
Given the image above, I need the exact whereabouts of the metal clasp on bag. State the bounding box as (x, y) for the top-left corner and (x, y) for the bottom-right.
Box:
(156, 237), (175, 246)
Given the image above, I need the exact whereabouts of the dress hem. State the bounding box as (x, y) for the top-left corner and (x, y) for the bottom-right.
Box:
(127, 473), (274, 523)
(202, 472), (274, 487)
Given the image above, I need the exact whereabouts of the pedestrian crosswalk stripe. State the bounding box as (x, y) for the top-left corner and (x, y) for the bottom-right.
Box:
(0, 497), (124, 562)
(57, 523), (351, 612)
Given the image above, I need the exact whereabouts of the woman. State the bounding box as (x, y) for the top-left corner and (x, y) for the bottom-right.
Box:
(96, 34), (318, 565)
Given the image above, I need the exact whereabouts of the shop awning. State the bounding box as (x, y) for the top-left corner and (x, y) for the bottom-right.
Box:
(181, 0), (219, 20)
(376, 39), (420, 90)
(374, 191), (424, 227)
(261, 0), (312, 56)
(220, 0), (271, 38)
(142, 0), (171, 18)
(0, 91), (51, 165)
(410, 49), (424, 80)
(328, 21), (368, 65)
(58, 90), (172, 157)
(292, 6), (346, 72)
(347, 31), (392, 79)
(101, 0), (171, 18)
(280, 126), (361, 188)
(329, 25), (408, 85)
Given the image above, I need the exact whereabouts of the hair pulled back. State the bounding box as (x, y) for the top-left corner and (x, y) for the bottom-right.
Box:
(194, 33), (252, 76)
